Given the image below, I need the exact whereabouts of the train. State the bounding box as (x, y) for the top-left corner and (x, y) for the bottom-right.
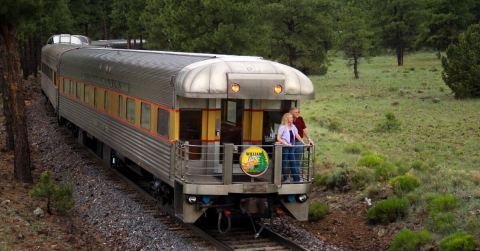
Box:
(41, 34), (315, 228)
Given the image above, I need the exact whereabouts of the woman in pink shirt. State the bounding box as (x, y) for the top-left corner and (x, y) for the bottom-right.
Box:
(277, 113), (305, 182)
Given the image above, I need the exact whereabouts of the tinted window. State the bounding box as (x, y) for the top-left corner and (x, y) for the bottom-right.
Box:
(126, 98), (135, 122)
(69, 80), (74, 96)
(84, 86), (90, 104)
(104, 91), (108, 111)
(157, 108), (170, 137)
(93, 88), (98, 107)
(76, 82), (81, 99)
(141, 103), (151, 130)
(118, 95), (123, 116)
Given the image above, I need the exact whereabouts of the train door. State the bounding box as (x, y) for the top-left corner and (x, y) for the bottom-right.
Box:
(220, 99), (243, 146)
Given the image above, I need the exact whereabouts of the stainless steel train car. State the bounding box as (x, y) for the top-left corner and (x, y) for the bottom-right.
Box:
(41, 34), (315, 225)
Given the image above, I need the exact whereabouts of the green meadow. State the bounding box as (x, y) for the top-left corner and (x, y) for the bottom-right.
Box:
(305, 52), (480, 239)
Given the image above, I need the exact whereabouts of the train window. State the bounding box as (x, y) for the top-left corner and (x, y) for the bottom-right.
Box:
(63, 79), (67, 94)
(69, 80), (74, 96)
(75, 82), (81, 99)
(84, 85), (90, 104)
(103, 90), (108, 111)
(140, 103), (151, 130)
(126, 98), (135, 123)
(227, 101), (237, 123)
(93, 88), (98, 108)
(118, 95), (124, 117)
(157, 108), (169, 136)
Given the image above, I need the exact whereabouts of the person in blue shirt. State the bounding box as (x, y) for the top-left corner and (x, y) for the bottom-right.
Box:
(277, 113), (305, 182)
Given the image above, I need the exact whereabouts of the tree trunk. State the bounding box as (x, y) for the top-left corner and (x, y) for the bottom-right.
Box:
(353, 54), (359, 79)
(21, 40), (29, 79)
(139, 34), (143, 49)
(127, 37), (131, 49)
(396, 46), (404, 66)
(0, 62), (14, 150)
(0, 24), (32, 183)
(33, 36), (41, 78)
(28, 36), (36, 78)
(84, 23), (89, 37)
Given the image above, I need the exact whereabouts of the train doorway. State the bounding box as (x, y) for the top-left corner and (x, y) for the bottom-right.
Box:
(220, 99), (243, 146)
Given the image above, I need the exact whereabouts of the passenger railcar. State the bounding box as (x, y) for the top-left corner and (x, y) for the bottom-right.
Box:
(41, 34), (315, 225)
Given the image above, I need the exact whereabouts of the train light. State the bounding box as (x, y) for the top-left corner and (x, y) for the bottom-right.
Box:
(231, 83), (240, 93)
(274, 84), (283, 94)
(296, 194), (308, 203)
(187, 195), (197, 204)
(202, 195), (210, 204)
(287, 195), (296, 203)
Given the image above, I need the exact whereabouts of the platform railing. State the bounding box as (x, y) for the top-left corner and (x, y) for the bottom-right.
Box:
(173, 141), (314, 185)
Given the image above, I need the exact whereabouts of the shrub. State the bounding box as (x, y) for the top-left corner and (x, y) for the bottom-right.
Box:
(348, 166), (374, 189)
(427, 194), (459, 214)
(389, 175), (420, 195)
(395, 160), (411, 175)
(365, 183), (393, 200)
(313, 174), (328, 187)
(429, 212), (456, 233)
(411, 160), (428, 171)
(357, 153), (385, 168)
(374, 162), (398, 181)
(326, 119), (341, 132)
(441, 24), (480, 98)
(30, 171), (74, 214)
(440, 232), (477, 251)
(388, 229), (432, 251)
(344, 143), (363, 154)
(309, 201), (329, 221)
(324, 169), (349, 190)
(367, 197), (410, 224)
(375, 112), (401, 132)
(405, 191), (421, 205)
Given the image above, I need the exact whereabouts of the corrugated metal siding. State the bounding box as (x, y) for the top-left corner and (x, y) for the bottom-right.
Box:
(59, 95), (172, 181)
(40, 74), (57, 110)
(59, 48), (213, 108)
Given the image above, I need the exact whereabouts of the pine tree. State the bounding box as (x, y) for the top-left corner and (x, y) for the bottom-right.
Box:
(441, 24), (480, 98)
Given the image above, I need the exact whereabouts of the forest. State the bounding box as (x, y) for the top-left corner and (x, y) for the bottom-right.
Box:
(1, 0), (480, 250)
(3, 0), (480, 78)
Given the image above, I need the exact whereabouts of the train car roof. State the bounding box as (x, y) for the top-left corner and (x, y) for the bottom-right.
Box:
(41, 44), (81, 71)
(47, 46), (314, 104)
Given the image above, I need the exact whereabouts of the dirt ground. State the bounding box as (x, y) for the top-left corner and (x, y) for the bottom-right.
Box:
(297, 190), (395, 250)
(0, 79), (107, 251)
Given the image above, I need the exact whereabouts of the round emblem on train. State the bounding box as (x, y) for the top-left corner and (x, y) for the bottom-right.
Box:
(240, 146), (269, 177)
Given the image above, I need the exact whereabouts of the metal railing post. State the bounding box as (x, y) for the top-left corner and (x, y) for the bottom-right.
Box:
(308, 145), (314, 182)
(223, 144), (233, 185)
(182, 141), (189, 181)
(274, 144), (282, 185)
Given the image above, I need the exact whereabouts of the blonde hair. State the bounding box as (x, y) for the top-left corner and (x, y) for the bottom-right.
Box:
(281, 113), (293, 125)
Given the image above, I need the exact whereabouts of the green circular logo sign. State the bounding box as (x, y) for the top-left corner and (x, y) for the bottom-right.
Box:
(240, 146), (269, 177)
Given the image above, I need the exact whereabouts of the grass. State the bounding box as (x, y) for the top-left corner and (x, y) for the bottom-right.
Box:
(306, 52), (480, 240)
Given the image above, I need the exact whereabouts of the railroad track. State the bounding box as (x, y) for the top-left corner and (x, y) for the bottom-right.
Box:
(57, 126), (308, 251)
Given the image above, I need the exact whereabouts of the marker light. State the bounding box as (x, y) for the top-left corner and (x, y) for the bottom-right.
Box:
(274, 84), (283, 94)
(187, 196), (197, 204)
(297, 194), (308, 203)
(231, 83), (240, 93)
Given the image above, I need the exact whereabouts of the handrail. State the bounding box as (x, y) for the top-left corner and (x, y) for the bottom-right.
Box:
(173, 141), (314, 185)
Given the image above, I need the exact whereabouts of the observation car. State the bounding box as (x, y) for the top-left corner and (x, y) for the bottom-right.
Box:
(41, 34), (315, 226)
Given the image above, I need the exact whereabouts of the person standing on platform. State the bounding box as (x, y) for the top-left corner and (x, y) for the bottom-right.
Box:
(290, 107), (314, 178)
